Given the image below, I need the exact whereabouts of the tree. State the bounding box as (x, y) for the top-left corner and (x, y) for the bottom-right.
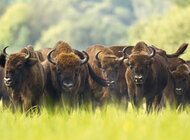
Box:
(128, 5), (190, 59)
(0, 2), (33, 52)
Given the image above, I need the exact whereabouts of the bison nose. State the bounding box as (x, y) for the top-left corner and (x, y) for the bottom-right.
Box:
(134, 75), (143, 83)
(63, 83), (73, 89)
(175, 88), (183, 95)
(4, 77), (13, 87)
(108, 81), (116, 88)
(107, 81), (115, 87)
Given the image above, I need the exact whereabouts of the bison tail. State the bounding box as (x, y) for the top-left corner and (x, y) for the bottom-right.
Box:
(87, 63), (113, 87)
(166, 43), (188, 58)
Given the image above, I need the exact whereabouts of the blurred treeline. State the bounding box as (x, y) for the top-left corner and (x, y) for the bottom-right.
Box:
(128, 0), (190, 59)
(0, 0), (170, 52)
(0, 0), (189, 59)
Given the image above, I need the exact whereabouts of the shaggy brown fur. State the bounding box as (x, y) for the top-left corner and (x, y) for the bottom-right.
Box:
(175, 64), (190, 73)
(0, 46), (46, 111)
(43, 41), (111, 107)
(186, 60), (190, 68)
(125, 41), (169, 112)
(86, 44), (128, 106)
(0, 66), (9, 106)
(132, 41), (150, 55)
(36, 48), (52, 61)
(169, 64), (190, 107)
(56, 53), (81, 66)
(52, 40), (73, 56)
(161, 44), (189, 108)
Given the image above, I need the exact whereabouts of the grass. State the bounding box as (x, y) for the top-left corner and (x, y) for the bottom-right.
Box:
(0, 102), (190, 140)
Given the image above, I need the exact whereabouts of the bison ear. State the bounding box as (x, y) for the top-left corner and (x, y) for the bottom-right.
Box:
(26, 58), (38, 66)
(0, 54), (6, 67)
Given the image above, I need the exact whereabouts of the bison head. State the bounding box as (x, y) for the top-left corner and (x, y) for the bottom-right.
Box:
(47, 49), (89, 92)
(125, 44), (156, 87)
(95, 48), (127, 87)
(171, 64), (190, 95)
(3, 47), (38, 89)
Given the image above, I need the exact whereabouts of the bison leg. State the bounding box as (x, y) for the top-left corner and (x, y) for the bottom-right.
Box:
(153, 94), (163, 111)
(146, 97), (154, 113)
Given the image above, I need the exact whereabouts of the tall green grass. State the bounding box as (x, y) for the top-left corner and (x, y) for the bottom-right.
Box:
(0, 102), (190, 140)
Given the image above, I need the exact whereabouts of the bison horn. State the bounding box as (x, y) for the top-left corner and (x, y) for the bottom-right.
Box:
(80, 51), (89, 65)
(122, 46), (131, 58)
(95, 51), (102, 62)
(3, 46), (9, 56)
(47, 49), (56, 65)
(149, 46), (156, 58)
(118, 46), (129, 62)
(95, 50), (102, 68)
(24, 47), (31, 59)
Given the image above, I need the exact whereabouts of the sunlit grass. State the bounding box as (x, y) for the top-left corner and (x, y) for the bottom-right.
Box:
(0, 101), (190, 140)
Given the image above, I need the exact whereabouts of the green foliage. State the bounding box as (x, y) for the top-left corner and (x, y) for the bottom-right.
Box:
(172, 0), (190, 6)
(0, 2), (33, 52)
(128, 5), (190, 60)
(0, 0), (170, 51)
(35, 16), (127, 50)
(131, 0), (170, 20)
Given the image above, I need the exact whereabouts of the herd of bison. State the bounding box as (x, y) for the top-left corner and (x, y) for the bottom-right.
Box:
(0, 40), (190, 112)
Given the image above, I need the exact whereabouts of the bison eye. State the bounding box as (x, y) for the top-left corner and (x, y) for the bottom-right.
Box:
(130, 65), (133, 69)
(127, 62), (134, 69)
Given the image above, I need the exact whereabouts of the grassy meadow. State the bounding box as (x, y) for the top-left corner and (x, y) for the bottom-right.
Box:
(0, 102), (190, 140)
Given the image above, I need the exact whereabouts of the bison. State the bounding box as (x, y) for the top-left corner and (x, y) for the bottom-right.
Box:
(43, 41), (112, 107)
(161, 43), (190, 108)
(169, 64), (190, 107)
(0, 46), (46, 111)
(124, 41), (169, 112)
(0, 66), (9, 106)
(86, 44), (128, 106)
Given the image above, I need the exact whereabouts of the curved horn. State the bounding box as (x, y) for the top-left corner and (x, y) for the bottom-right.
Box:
(118, 46), (129, 62)
(95, 50), (102, 62)
(47, 49), (56, 65)
(80, 51), (89, 65)
(122, 46), (131, 58)
(24, 47), (31, 60)
(149, 46), (156, 58)
(3, 46), (9, 56)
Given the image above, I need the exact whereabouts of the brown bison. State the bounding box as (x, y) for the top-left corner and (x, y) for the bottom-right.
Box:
(0, 46), (46, 111)
(161, 43), (190, 108)
(86, 44), (128, 105)
(43, 41), (112, 107)
(0, 52), (9, 103)
(0, 66), (9, 106)
(170, 64), (190, 107)
(124, 41), (169, 111)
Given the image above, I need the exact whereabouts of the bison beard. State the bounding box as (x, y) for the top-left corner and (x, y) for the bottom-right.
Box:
(1, 46), (46, 111)
(124, 41), (168, 112)
(163, 63), (190, 108)
(43, 40), (113, 108)
(86, 44), (128, 106)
